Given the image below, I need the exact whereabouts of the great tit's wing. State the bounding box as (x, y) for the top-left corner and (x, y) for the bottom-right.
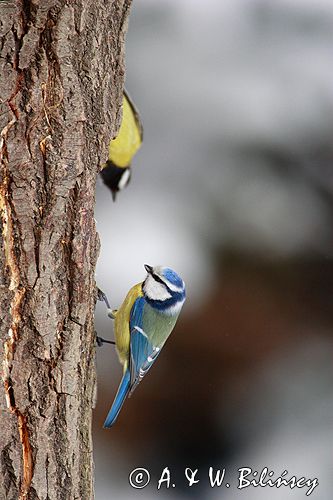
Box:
(129, 297), (161, 395)
(124, 88), (144, 141)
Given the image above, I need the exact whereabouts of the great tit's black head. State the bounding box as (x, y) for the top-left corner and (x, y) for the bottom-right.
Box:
(100, 162), (132, 201)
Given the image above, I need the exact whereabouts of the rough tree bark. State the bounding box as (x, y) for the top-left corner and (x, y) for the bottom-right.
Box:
(0, 1), (131, 498)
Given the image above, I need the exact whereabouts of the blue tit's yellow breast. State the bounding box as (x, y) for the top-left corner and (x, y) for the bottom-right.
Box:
(114, 282), (143, 370)
(108, 94), (142, 168)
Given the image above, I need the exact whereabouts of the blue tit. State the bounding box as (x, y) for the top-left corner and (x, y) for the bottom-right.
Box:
(102, 264), (186, 428)
(100, 89), (143, 201)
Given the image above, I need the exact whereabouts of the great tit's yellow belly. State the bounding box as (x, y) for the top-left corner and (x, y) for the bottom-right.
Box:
(114, 282), (143, 371)
(109, 95), (142, 168)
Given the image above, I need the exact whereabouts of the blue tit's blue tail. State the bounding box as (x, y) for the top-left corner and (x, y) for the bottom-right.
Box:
(103, 369), (131, 428)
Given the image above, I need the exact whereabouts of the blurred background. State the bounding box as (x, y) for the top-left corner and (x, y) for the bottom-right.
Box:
(94, 0), (333, 498)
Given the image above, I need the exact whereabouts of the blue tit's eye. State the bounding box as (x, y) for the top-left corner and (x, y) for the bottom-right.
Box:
(151, 273), (167, 286)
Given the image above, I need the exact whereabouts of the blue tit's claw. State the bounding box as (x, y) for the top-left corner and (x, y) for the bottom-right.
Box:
(97, 287), (112, 309)
(96, 335), (104, 347)
(108, 309), (117, 320)
(96, 335), (116, 347)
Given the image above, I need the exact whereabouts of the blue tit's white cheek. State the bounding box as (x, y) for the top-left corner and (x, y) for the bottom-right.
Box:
(118, 169), (131, 191)
(143, 275), (172, 301)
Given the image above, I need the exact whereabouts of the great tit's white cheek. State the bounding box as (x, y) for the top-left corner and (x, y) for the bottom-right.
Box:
(118, 169), (131, 191)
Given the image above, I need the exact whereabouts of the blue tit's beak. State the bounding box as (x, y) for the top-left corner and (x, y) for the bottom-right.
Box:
(111, 190), (117, 202)
(144, 264), (153, 274)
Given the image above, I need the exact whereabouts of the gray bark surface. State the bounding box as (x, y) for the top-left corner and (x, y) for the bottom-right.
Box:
(0, 1), (131, 498)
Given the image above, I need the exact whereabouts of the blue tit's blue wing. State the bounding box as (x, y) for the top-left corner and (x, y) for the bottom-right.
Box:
(129, 297), (161, 395)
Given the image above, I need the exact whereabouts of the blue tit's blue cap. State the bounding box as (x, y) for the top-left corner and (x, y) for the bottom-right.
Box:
(162, 268), (184, 288)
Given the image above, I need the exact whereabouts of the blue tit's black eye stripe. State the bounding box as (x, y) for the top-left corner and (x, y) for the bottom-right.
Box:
(151, 273), (176, 295)
(151, 273), (166, 285)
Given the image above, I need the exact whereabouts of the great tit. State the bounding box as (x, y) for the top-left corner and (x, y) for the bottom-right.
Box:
(100, 89), (143, 201)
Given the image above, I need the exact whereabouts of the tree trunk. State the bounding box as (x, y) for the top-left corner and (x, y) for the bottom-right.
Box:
(0, 1), (131, 498)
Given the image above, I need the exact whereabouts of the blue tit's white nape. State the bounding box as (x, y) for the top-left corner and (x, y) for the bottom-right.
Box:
(102, 264), (186, 428)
